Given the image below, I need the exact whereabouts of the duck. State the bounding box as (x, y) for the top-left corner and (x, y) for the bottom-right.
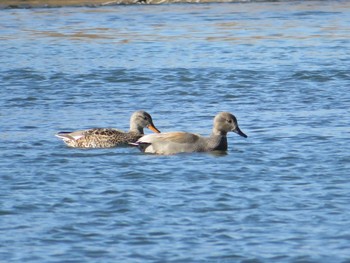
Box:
(131, 112), (247, 155)
(55, 110), (160, 148)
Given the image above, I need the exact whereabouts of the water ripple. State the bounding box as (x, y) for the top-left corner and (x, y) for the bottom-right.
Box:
(1, 2), (350, 263)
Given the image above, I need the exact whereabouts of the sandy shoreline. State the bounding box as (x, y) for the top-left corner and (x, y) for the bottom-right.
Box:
(0, 0), (238, 8)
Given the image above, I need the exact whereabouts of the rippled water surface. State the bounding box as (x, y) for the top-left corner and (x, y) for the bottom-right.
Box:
(1, 1), (350, 262)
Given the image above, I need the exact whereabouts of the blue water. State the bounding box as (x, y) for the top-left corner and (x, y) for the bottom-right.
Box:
(1, 1), (350, 262)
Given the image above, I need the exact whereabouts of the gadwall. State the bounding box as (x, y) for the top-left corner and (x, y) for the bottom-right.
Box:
(131, 112), (247, 155)
(56, 111), (160, 148)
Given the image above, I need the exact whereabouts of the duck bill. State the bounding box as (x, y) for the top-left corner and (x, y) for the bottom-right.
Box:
(233, 127), (247, 138)
(147, 124), (161, 133)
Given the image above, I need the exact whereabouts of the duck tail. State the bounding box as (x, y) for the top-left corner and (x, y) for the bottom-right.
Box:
(55, 132), (74, 141)
(129, 142), (151, 152)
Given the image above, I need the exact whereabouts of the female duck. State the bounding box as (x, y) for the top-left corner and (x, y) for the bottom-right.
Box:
(131, 112), (247, 155)
(56, 111), (160, 148)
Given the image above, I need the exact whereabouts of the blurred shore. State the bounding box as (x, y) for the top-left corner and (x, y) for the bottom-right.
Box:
(0, 0), (239, 8)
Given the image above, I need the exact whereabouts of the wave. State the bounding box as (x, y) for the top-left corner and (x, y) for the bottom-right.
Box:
(0, 0), (319, 9)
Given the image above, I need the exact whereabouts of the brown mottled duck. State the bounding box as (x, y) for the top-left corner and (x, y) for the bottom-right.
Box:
(55, 111), (160, 148)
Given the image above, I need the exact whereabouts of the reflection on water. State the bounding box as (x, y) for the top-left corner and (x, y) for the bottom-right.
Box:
(1, 1), (350, 262)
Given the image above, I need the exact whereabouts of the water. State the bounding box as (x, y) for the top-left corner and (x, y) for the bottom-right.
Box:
(1, 1), (350, 262)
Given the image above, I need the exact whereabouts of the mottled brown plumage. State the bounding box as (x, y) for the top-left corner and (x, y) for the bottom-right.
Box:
(56, 111), (160, 148)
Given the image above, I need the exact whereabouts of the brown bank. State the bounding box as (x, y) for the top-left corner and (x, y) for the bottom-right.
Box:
(0, 0), (234, 8)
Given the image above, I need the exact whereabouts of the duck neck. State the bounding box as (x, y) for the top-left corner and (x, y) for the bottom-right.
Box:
(209, 129), (228, 151)
(129, 123), (144, 134)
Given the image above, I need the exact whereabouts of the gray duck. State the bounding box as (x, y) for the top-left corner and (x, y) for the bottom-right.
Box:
(131, 112), (246, 155)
